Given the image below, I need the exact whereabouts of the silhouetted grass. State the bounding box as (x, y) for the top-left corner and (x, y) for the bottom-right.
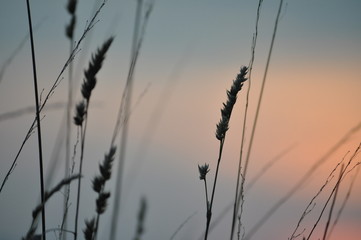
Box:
(1, 1), (360, 240)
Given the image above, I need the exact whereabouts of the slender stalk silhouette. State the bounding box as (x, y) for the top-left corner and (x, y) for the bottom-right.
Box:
(26, 1), (46, 239)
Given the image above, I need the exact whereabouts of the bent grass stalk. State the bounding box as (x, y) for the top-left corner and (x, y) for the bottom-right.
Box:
(23, 175), (80, 240)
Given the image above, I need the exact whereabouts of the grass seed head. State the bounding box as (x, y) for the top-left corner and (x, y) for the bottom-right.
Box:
(74, 100), (86, 126)
(96, 192), (111, 214)
(66, 0), (77, 15)
(198, 163), (210, 180)
(66, 16), (76, 39)
(81, 37), (114, 101)
(83, 218), (96, 240)
(215, 66), (248, 141)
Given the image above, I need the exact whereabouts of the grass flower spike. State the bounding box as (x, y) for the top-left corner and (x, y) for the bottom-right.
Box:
(216, 66), (248, 141)
(202, 66), (248, 240)
(74, 100), (86, 126)
(81, 37), (114, 101)
(198, 163), (210, 180)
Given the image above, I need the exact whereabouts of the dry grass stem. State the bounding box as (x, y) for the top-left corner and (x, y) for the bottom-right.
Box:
(25, 1), (47, 238)
(74, 37), (113, 240)
(0, 0), (108, 194)
(110, 2), (154, 239)
(230, 2), (264, 239)
(63, 1), (78, 238)
(326, 161), (361, 240)
(83, 147), (116, 240)
(23, 174), (80, 240)
(202, 66), (248, 240)
(306, 143), (360, 240)
(133, 197), (148, 240)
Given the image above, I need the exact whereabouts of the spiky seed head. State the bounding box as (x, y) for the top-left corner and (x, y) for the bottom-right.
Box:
(215, 116), (229, 141)
(67, 0), (77, 14)
(92, 175), (105, 193)
(96, 192), (111, 214)
(74, 100), (86, 126)
(81, 37), (114, 101)
(99, 147), (116, 180)
(83, 218), (95, 240)
(215, 66), (248, 141)
(198, 163), (210, 180)
(66, 16), (76, 39)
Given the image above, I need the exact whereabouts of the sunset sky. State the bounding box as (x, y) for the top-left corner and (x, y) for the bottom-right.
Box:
(0, 0), (360, 240)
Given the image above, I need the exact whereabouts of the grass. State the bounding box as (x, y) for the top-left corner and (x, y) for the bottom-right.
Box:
(0, 1), (360, 240)
(25, 1), (46, 238)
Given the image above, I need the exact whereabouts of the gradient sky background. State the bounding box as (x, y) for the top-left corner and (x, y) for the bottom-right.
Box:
(0, 0), (360, 239)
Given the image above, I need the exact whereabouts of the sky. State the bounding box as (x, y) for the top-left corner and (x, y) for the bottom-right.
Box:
(0, 0), (360, 240)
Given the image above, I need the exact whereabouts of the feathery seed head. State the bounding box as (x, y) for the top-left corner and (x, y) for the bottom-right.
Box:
(74, 100), (86, 126)
(99, 146), (116, 180)
(92, 175), (105, 193)
(81, 37), (114, 100)
(83, 218), (95, 240)
(215, 117), (229, 141)
(215, 66), (248, 141)
(67, 0), (77, 15)
(66, 16), (76, 39)
(96, 192), (111, 214)
(198, 163), (210, 180)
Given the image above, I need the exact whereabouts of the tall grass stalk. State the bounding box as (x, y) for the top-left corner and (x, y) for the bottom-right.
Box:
(133, 197), (147, 240)
(110, 2), (153, 239)
(62, 1), (78, 239)
(83, 146), (116, 240)
(242, 0), (283, 180)
(0, 0), (107, 194)
(230, 1), (264, 239)
(202, 66), (248, 240)
(25, 1), (46, 239)
(238, 2), (284, 236)
(73, 37), (114, 240)
(197, 143), (295, 240)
